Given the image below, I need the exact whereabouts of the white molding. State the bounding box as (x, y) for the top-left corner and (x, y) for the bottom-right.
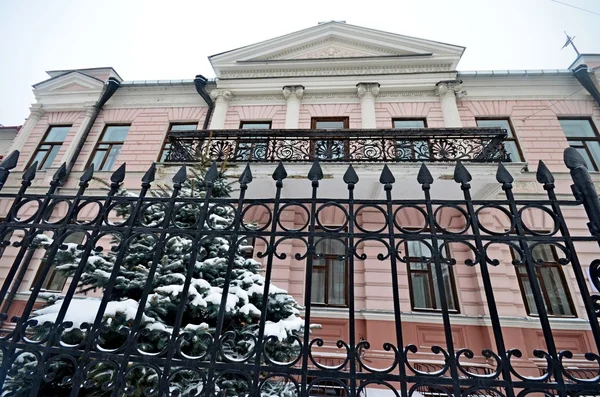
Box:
(103, 85), (207, 109)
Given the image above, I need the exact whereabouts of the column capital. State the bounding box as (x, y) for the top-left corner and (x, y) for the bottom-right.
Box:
(356, 82), (380, 99)
(282, 85), (305, 100)
(209, 89), (233, 102)
(84, 105), (97, 118)
(435, 80), (466, 98)
(28, 106), (45, 120)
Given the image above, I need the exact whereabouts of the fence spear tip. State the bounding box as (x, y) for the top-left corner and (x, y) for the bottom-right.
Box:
(141, 163), (157, 184)
(308, 159), (323, 182)
(205, 161), (218, 183)
(453, 161), (472, 184)
(80, 165), (94, 183)
(536, 160), (555, 185)
(110, 163), (126, 184)
(172, 165), (187, 184)
(0, 150), (19, 170)
(52, 163), (67, 182)
(272, 161), (288, 181)
(22, 162), (38, 182)
(496, 162), (514, 184)
(379, 164), (395, 185)
(239, 163), (253, 185)
(343, 164), (359, 185)
(417, 163), (433, 185)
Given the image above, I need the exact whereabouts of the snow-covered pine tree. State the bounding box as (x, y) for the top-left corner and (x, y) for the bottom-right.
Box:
(5, 160), (304, 396)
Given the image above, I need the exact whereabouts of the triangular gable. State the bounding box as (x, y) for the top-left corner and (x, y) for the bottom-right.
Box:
(210, 22), (464, 78)
(33, 71), (105, 93)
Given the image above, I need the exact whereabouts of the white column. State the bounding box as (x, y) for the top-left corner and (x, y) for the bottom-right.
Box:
(435, 81), (465, 128)
(8, 106), (45, 156)
(357, 83), (380, 129)
(282, 85), (304, 129)
(209, 89), (233, 129)
(60, 105), (96, 165)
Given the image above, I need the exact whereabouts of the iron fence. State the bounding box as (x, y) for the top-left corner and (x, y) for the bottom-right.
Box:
(0, 147), (597, 396)
(164, 128), (509, 163)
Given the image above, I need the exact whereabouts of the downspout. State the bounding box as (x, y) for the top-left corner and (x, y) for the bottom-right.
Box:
(194, 75), (214, 129)
(63, 77), (120, 181)
(572, 64), (600, 107)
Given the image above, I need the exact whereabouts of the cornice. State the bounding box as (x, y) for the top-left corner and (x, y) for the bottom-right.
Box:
(262, 37), (401, 60)
(220, 64), (454, 79)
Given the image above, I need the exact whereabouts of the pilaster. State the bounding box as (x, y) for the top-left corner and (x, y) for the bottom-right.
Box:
(209, 89), (233, 129)
(435, 81), (465, 128)
(357, 83), (380, 129)
(282, 85), (304, 129)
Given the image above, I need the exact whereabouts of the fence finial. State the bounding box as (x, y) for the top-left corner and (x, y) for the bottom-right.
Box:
(379, 165), (395, 185)
(172, 165), (187, 185)
(453, 161), (472, 185)
(308, 159), (323, 182)
(272, 162), (288, 182)
(496, 163), (514, 185)
(52, 163), (67, 183)
(205, 162), (218, 183)
(239, 164), (253, 187)
(564, 147), (588, 170)
(0, 150), (19, 171)
(111, 163), (127, 184)
(22, 162), (37, 183)
(80, 165), (94, 184)
(536, 161), (555, 185)
(142, 163), (157, 185)
(343, 165), (359, 185)
(417, 163), (433, 186)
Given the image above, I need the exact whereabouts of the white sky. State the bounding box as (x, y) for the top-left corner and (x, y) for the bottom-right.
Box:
(1, 0), (599, 126)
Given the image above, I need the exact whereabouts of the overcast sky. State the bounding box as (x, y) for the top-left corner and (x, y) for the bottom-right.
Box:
(1, 0), (599, 126)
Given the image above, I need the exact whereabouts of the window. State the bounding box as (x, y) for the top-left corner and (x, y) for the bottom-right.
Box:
(311, 236), (347, 306)
(514, 243), (575, 317)
(29, 126), (71, 170)
(311, 117), (349, 160)
(32, 232), (85, 292)
(236, 121), (271, 161)
(393, 118), (428, 160)
(159, 123), (198, 162)
(405, 240), (459, 312)
(559, 118), (600, 171)
(476, 119), (523, 162)
(88, 125), (130, 171)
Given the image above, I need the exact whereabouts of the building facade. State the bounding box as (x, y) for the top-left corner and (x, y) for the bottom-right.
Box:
(2, 22), (600, 392)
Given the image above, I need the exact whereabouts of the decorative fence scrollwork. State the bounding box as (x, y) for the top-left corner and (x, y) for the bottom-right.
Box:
(0, 147), (597, 396)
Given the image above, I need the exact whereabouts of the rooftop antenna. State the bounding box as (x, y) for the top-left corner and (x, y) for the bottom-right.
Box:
(561, 31), (580, 56)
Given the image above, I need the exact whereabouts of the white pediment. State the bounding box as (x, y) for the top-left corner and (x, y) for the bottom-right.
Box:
(33, 71), (105, 93)
(210, 22), (464, 78)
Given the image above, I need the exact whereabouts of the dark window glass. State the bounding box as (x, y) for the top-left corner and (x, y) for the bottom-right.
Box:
(311, 118), (349, 160)
(29, 126), (71, 170)
(559, 119), (600, 171)
(406, 240), (458, 312)
(89, 125), (130, 171)
(393, 119), (428, 160)
(236, 122), (271, 161)
(159, 124), (197, 162)
(476, 119), (523, 162)
(514, 243), (575, 317)
(32, 232), (85, 292)
(311, 237), (347, 306)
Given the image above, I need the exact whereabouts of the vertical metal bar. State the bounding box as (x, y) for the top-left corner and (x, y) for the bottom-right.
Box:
(300, 160), (322, 397)
(423, 164), (460, 397)
(539, 160), (600, 353)
(461, 163), (515, 397)
(501, 166), (567, 397)
(250, 163), (284, 396)
(344, 165), (358, 397)
(380, 165), (408, 397)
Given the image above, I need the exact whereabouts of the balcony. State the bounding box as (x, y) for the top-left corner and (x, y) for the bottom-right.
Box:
(164, 127), (509, 164)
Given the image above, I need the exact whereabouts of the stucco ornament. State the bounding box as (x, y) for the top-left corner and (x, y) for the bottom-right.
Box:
(436, 81), (467, 98)
(282, 85), (305, 100)
(356, 83), (381, 99)
(209, 89), (233, 102)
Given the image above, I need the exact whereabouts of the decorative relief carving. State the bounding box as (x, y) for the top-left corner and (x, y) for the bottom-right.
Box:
(28, 106), (45, 120)
(231, 94), (285, 102)
(228, 90), (437, 102)
(378, 90), (437, 98)
(513, 181), (541, 193)
(436, 81), (467, 98)
(265, 37), (399, 60)
(297, 46), (367, 59)
(221, 64), (453, 79)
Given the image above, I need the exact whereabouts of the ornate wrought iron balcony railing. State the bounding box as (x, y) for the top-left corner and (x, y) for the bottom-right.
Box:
(165, 128), (509, 163)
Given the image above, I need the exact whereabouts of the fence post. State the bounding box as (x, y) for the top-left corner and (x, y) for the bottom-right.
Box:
(564, 147), (600, 239)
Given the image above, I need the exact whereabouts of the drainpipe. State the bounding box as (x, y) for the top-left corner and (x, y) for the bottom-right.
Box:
(194, 75), (214, 129)
(572, 64), (600, 107)
(63, 77), (120, 181)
